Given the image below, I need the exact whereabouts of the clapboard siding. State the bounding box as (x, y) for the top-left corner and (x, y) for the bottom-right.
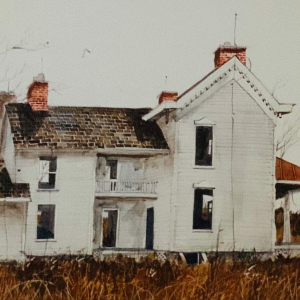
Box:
(0, 203), (26, 260)
(144, 153), (174, 250)
(93, 200), (147, 249)
(1, 117), (15, 181)
(16, 153), (95, 256)
(165, 81), (275, 252)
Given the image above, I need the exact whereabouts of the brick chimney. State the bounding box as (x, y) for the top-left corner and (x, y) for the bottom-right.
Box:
(214, 42), (247, 68)
(27, 73), (48, 111)
(158, 91), (178, 104)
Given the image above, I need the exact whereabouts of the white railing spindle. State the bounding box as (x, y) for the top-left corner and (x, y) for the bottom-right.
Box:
(95, 180), (157, 194)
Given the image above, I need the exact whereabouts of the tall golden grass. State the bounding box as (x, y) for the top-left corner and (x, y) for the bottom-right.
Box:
(0, 254), (299, 299)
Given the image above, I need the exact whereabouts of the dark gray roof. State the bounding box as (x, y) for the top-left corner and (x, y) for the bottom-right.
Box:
(6, 104), (169, 150)
(0, 156), (30, 198)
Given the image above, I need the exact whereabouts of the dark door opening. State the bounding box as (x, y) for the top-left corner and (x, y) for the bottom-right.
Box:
(146, 207), (154, 249)
(102, 209), (118, 247)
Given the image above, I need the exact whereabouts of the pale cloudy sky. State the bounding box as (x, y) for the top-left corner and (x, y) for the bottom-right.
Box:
(0, 1), (300, 159)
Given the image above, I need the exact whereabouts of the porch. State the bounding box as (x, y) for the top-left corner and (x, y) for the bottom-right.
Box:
(93, 199), (155, 252)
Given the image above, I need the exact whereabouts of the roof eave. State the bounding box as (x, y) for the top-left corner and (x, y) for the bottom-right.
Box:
(142, 101), (177, 121)
(277, 103), (295, 115)
(15, 147), (170, 156)
(0, 197), (31, 202)
(277, 180), (300, 185)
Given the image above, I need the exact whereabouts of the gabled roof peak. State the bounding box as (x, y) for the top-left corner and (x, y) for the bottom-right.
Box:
(143, 56), (294, 122)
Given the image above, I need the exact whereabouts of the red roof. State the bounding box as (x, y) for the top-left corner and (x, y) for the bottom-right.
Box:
(276, 157), (300, 181)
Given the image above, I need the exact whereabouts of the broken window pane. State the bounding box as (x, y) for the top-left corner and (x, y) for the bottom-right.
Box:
(38, 157), (57, 189)
(195, 126), (213, 166)
(37, 205), (55, 239)
(102, 209), (118, 247)
(193, 189), (213, 230)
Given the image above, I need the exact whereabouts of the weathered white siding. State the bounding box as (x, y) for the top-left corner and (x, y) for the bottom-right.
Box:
(96, 157), (145, 181)
(1, 117), (15, 181)
(144, 153), (173, 250)
(16, 153), (95, 257)
(0, 77), (277, 258)
(165, 80), (275, 252)
(93, 199), (148, 249)
(0, 202), (27, 260)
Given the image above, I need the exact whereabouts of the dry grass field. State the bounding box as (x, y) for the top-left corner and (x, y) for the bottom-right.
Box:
(0, 254), (298, 299)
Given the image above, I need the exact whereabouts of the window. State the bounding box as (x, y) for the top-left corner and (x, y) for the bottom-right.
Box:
(195, 126), (213, 166)
(37, 205), (55, 239)
(39, 157), (57, 189)
(193, 189), (213, 230)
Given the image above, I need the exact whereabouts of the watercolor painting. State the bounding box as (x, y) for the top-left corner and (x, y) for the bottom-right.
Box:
(0, 1), (299, 299)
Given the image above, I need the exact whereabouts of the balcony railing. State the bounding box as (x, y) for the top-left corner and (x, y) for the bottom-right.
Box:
(95, 180), (157, 195)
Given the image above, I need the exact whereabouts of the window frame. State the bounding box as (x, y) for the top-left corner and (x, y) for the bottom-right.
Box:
(192, 188), (214, 232)
(36, 204), (56, 241)
(38, 157), (58, 190)
(194, 118), (215, 169)
(106, 159), (118, 180)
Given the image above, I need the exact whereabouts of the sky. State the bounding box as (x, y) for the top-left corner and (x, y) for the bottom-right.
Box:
(0, 0), (300, 160)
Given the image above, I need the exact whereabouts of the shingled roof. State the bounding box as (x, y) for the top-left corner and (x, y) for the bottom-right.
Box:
(0, 157), (30, 199)
(5, 104), (169, 150)
(276, 157), (300, 181)
(0, 168), (30, 198)
(276, 157), (300, 199)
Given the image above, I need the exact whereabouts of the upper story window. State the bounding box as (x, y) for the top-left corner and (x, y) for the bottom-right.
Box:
(38, 157), (57, 189)
(195, 126), (213, 166)
(106, 160), (117, 180)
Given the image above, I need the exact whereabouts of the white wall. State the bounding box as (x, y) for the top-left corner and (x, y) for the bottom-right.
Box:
(16, 152), (96, 256)
(140, 117), (176, 251)
(96, 156), (145, 181)
(1, 117), (15, 181)
(166, 80), (275, 252)
(93, 199), (148, 249)
(0, 202), (27, 260)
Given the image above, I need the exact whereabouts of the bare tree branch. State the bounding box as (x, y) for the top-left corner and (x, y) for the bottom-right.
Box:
(276, 115), (300, 158)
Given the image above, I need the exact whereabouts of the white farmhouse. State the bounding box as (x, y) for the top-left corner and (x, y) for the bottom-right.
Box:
(0, 43), (296, 260)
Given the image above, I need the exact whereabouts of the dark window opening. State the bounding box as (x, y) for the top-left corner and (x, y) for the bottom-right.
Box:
(102, 209), (118, 247)
(107, 160), (118, 180)
(195, 126), (213, 166)
(38, 157), (57, 189)
(37, 205), (55, 239)
(193, 189), (213, 230)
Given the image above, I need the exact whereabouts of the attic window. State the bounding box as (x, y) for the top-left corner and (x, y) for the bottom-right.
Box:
(195, 126), (213, 166)
(38, 157), (57, 189)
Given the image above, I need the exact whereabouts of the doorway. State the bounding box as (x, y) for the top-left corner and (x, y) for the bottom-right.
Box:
(101, 209), (118, 248)
(146, 207), (154, 249)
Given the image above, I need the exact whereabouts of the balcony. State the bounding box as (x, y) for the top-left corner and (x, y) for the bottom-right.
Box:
(95, 180), (157, 198)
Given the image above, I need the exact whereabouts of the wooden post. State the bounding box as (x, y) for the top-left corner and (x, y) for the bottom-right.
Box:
(283, 192), (291, 243)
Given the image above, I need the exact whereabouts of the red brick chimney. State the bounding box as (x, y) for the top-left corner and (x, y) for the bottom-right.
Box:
(214, 42), (247, 68)
(27, 73), (48, 111)
(158, 91), (178, 104)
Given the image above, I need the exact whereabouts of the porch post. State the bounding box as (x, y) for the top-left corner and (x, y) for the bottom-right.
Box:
(283, 192), (291, 243)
